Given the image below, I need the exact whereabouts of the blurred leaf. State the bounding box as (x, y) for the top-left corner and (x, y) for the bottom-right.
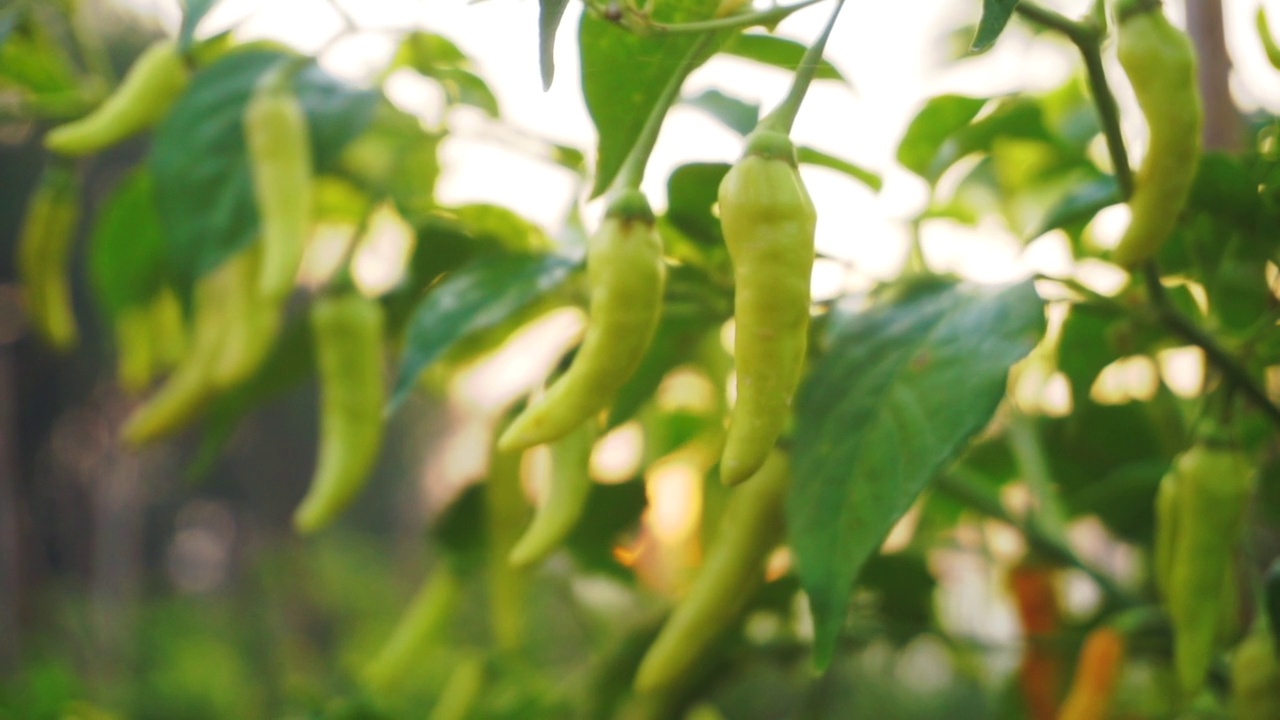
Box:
(0, 10), (78, 94)
(539, 0), (571, 90)
(1056, 304), (1121, 404)
(565, 481), (648, 580)
(797, 146), (882, 191)
(665, 162), (730, 247)
(722, 33), (846, 83)
(860, 553), (936, 642)
(179, 0), (219, 49)
(451, 204), (552, 253)
(684, 88), (759, 136)
(432, 484), (487, 576)
(578, 0), (720, 197)
(1041, 396), (1182, 543)
(791, 279), (1044, 668)
(339, 101), (442, 221)
(393, 31), (498, 116)
(389, 253), (577, 411)
(151, 49), (378, 287)
(88, 168), (166, 317)
(971, 0), (1020, 52)
(1031, 173), (1119, 240)
(896, 95), (986, 181)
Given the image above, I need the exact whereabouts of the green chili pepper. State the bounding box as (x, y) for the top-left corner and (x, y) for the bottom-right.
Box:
(363, 567), (462, 693)
(245, 67), (313, 302)
(1231, 622), (1280, 720)
(498, 190), (665, 453)
(18, 165), (80, 351)
(293, 291), (386, 534)
(122, 259), (239, 446)
(1164, 439), (1252, 695)
(44, 40), (188, 157)
(114, 303), (155, 393)
(508, 419), (597, 567)
(1110, 0), (1202, 268)
(717, 131), (815, 486)
(634, 450), (789, 692)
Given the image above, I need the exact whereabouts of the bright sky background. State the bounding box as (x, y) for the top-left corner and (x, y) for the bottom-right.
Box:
(116, 0), (1280, 293)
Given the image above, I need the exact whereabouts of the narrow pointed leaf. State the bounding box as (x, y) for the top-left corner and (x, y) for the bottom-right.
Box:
(389, 253), (576, 411)
(539, 0), (571, 90)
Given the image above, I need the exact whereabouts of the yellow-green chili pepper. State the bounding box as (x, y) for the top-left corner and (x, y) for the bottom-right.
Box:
(508, 419), (597, 567)
(498, 191), (665, 453)
(44, 40), (188, 157)
(1110, 0), (1202, 268)
(363, 566), (462, 693)
(293, 291), (386, 534)
(245, 67), (313, 301)
(717, 131), (815, 486)
(149, 286), (188, 370)
(634, 450), (789, 692)
(1232, 622), (1280, 720)
(18, 166), (80, 351)
(1165, 439), (1252, 695)
(208, 245), (283, 389)
(114, 303), (155, 393)
(122, 259), (239, 446)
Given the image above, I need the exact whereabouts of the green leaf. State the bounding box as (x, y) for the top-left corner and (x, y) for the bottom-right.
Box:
(790, 279), (1044, 668)
(971, 0), (1021, 52)
(896, 95), (987, 181)
(722, 33), (846, 83)
(665, 162), (730, 247)
(579, 0), (719, 197)
(388, 253), (577, 411)
(179, 0), (220, 49)
(89, 168), (167, 318)
(565, 482), (648, 580)
(339, 101), (442, 222)
(539, 0), (571, 90)
(393, 32), (498, 116)
(0, 10), (79, 94)
(683, 88), (759, 136)
(150, 49), (378, 287)
(797, 146), (882, 191)
(1031, 173), (1119, 240)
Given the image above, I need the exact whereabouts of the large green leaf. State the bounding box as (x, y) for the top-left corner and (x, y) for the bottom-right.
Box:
(579, 0), (719, 197)
(971, 0), (1020, 52)
(150, 49), (378, 287)
(89, 168), (167, 317)
(388, 253), (577, 411)
(790, 279), (1045, 668)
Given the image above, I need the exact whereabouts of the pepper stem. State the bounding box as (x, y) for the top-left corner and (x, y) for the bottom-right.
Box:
(757, 0), (846, 136)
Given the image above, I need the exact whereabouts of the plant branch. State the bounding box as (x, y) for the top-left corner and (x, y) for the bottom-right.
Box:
(623, 0), (827, 35)
(758, 0), (845, 134)
(1015, 2), (1134, 197)
(1141, 264), (1280, 428)
(934, 471), (1136, 606)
